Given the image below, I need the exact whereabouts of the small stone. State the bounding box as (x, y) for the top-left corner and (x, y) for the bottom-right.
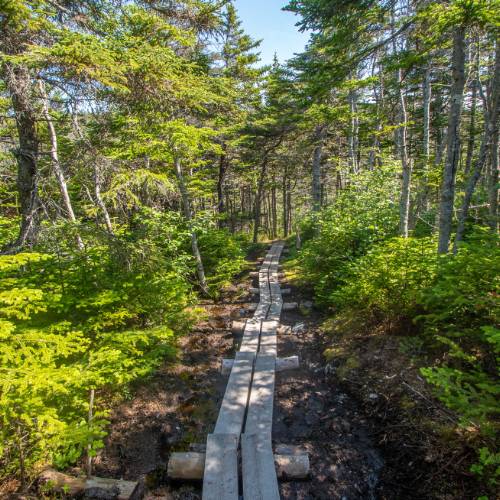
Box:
(292, 322), (306, 334)
(368, 393), (379, 400)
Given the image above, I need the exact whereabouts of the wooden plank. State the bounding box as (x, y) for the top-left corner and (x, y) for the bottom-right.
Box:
(245, 354), (276, 434)
(214, 357), (253, 435)
(267, 302), (282, 322)
(239, 319), (261, 354)
(259, 320), (278, 356)
(202, 433), (239, 500)
(201, 242), (285, 500)
(241, 433), (280, 500)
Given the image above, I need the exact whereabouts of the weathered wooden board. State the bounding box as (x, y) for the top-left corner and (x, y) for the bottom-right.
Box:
(259, 320), (278, 357)
(241, 433), (280, 500)
(200, 242), (287, 499)
(202, 433), (239, 500)
(213, 357), (253, 435)
(239, 319), (262, 354)
(245, 354), (276, 435)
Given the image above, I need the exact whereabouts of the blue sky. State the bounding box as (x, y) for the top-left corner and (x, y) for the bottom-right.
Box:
(233, 0), (309, 65)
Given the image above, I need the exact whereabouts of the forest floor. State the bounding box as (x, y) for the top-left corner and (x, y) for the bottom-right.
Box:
(92, 245), (479, 500)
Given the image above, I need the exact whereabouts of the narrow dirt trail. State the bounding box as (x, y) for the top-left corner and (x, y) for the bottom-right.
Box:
(93, 247), (392, 499)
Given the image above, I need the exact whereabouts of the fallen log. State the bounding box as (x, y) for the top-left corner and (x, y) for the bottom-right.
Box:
(167, 451), (309, 480)
(39, 469), (143, 499)
(167, 451), (206, 480)
(274, 454), (310, 479)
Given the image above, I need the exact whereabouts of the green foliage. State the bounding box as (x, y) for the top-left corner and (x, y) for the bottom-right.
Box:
(0, 212), (193, 481)
(332, 236), (438, 320)
(197, 225), (246, 294)
(299, 164), (400, 304)
(303, 219), (499, 487)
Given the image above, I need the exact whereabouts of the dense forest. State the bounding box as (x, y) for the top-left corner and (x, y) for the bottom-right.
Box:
(0, 0), (498, 498)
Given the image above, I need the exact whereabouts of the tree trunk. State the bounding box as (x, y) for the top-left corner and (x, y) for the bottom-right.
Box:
(348, 89), (359, 174)
(39, 81), (84, 249)
(253, 157), (267, 243)
(423, 64), (432, 164)
(415, 63), (432, 217)
(4, 63), (40, 250)
(312, 125), (326, 212)
(438, 26), (466, 254)
(174, 158), (209, 295)
(282, 167), (288, 237)
(464, 52), (478, 176)
(271, 180), (277, 238)
(396, 67), (412, 237)
(488, 41), (500, 233)
(93, 164), (114, 234)
(217, 146), (228, 228)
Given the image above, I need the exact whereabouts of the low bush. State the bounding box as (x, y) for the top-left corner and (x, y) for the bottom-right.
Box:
(299, 164), (400, 304)
(0, 208), (246, 483)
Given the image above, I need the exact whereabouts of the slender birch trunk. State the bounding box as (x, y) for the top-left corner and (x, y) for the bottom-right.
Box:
(39, 81), (84, 249)
(348, 89), (359, 174)
(174, 158), (208, 295)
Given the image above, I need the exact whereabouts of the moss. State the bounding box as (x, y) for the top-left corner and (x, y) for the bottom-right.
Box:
(399, 395), (416, 410)
(320, 311), (366, 337)
(323, 346), (345, 361)
(336, 355), (360, 381)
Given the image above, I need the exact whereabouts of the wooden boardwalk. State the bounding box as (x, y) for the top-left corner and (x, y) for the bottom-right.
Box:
(202, 242), (285, 500)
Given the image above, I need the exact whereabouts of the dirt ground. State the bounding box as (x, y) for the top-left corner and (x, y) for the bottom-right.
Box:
(89, 249), (481, 500)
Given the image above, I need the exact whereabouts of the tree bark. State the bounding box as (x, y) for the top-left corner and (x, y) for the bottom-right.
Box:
(348, 89), (359, 174)
(422, 64), (432, 164)
(395, 67), (412, 237)
(3, 63), (40, 250)
(312, 125), (326, 212)
(438, 26), (466, 253)
(271, 179), (277, 238)
(217, 146), (228, 228)
(464, 48), (478, 176)
(253, 156), (267, 243)
(174, 158), (209, 295)
(282, 167), (288, 237)
(488, 41), (500, 233)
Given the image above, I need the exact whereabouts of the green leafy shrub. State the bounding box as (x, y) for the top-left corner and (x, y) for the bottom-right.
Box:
(0, 211), (194, 483)
(299, 164), (400, 304)
(197, 225), (246, 295)
(417, 232), (499, 484)
(331, 236), (438, 321)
